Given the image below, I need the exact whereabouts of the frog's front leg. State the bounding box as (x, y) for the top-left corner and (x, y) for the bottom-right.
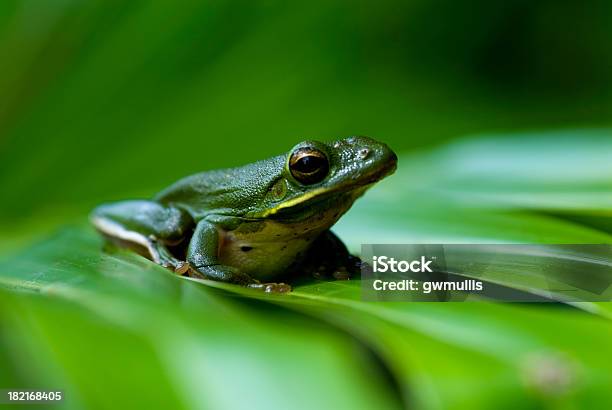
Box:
(91, 200), (193, 274)
(187, 220), (291, 292)
(303, 230), (362, 280)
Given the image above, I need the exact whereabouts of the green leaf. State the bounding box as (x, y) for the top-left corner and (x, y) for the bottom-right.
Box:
(2, 227), (612, 409)
(1, 132), (611, 409)
(0, 229), (402, 410)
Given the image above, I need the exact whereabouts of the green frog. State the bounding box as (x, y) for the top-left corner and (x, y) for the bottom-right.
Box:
(91, 136), (396, 292)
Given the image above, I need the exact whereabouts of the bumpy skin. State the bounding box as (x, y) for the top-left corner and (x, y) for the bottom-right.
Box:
(91, 136), (397, 291)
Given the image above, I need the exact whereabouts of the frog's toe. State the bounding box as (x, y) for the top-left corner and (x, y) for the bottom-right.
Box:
(248, 282), (292, 293)
(311, 266), (327, 279)
(311, 264), (352, 280)
(158, 258), (188, 275)
(265, 282), (292, 293)
(332, 268), (350, 280)
(186, 266), (206, 279)
(174, 261), (190, 275)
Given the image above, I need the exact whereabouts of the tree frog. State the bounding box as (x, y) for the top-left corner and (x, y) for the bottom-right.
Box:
(91, 136), (396, 292)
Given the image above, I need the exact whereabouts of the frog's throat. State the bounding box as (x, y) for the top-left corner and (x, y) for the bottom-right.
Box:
(256, 187), (330, 218)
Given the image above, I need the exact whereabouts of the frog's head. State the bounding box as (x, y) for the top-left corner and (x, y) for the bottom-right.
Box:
(250, 136), (397, 225)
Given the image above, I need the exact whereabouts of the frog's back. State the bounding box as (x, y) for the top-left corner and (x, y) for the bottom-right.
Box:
(154, 155), (285, 220)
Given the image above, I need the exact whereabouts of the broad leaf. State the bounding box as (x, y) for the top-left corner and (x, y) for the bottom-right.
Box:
(1, 132), (611, 409)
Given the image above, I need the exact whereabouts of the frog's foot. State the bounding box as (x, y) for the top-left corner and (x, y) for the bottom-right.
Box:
(187, 265), (290, 292)
(312, 267), (350, 280)
(247, 282), (292, 293)
(311, 261), (356, 281)
(304, 231), (362, 281)
(332, 267), (350, 280)
(159, 259), (191, 275)
(155, 245), (191, 275)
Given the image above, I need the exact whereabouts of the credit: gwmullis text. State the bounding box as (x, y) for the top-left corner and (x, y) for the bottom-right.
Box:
(371, 256), (483, 293)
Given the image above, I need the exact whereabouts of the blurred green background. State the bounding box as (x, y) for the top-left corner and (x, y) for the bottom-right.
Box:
(1, 1), (612, 409)
(2, 0), (612, 222)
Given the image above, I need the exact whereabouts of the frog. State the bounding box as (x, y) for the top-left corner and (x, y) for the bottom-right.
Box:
(91, 136), (397, 292)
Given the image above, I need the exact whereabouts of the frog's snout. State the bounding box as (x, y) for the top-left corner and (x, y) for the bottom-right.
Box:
(347, 135), (395, 158)
(345, 135), (397, 180)
(377, 148), (398, 179)
(386, 150), (398, 172)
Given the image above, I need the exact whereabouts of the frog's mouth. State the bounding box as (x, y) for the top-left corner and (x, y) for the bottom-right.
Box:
(268, 187), (367, 224)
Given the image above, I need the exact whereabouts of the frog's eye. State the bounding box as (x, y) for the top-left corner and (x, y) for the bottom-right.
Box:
(289, 147), (329, 184)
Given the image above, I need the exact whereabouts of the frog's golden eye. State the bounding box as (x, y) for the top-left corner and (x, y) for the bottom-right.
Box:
(289, 147), (329, 184)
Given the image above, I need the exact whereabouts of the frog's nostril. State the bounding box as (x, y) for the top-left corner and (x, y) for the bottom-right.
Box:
(357, 148), (370, 160)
